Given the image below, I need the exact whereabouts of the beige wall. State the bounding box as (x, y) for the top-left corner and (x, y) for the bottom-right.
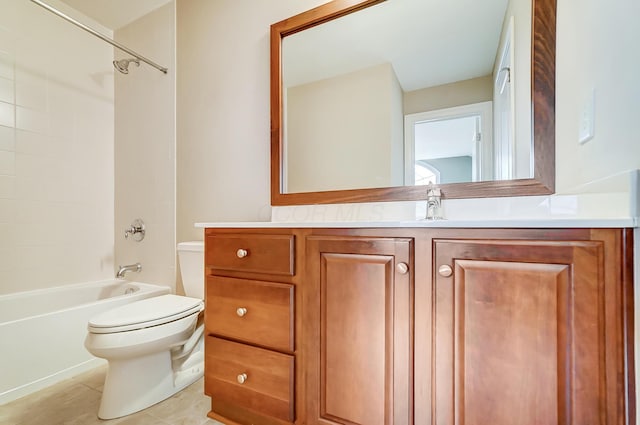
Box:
(0, 0), (114, 295)
(390, 64), (404, 187)
(403, 75), (493, 115)
(286, 63), (403, 192)
(176, 0), (329, 242)
(555, 0), (640, 192)
(114, 3), (176, 290)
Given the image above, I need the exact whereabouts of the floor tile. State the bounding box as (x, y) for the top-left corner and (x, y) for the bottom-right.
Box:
(0, 366), (223, 425)
(144, 380), (213, 425)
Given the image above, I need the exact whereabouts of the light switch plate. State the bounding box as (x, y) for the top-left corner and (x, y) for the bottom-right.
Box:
(579, 89), (595, 144)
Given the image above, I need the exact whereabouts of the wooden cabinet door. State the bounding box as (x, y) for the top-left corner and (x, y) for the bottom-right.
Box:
(432, 238), (619, 425)
(305, 236), (413, 425)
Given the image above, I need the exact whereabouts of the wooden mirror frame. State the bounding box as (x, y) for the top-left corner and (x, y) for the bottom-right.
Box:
(270, 0), (555, 206)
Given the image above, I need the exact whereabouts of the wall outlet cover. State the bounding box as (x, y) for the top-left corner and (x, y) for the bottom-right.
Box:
(579, 89), (595, 144)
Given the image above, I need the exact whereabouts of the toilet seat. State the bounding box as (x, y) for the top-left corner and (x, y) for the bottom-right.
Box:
(88, 294), (203, 334)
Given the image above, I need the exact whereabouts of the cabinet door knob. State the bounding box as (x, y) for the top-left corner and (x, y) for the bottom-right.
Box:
(236, 248), (248, 258)
(237, 373), (248, 384)
(438, 264), (453, 277)
(236, 307), (247, 317)
(396, 262), (409, 274)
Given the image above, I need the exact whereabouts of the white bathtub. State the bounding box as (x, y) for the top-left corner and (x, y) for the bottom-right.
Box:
(0, 280), (170, 405)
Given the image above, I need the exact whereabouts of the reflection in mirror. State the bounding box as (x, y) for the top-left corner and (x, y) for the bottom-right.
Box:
(271, 0), (555, 205)
(405, 101), (494, 185)
(414, 116), (477, 185)
(281, 0), (531, 194)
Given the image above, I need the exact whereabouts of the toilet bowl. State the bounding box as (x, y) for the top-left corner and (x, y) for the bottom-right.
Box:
(85, 241), (205, 419)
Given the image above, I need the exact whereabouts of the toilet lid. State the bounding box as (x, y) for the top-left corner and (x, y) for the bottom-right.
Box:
(88, 294), (204, 333)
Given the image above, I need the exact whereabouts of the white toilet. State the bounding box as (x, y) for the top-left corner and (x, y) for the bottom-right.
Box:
(85, 241), (205, 420)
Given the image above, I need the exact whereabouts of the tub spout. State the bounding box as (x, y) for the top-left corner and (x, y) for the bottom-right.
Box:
(116, 263), (142, 279)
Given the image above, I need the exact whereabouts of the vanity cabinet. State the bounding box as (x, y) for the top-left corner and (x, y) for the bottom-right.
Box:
(204, 227), (634, 425)
(204, 229), (301, 425)
(430, 232), (633, 425)
(304, 236), (413, 425)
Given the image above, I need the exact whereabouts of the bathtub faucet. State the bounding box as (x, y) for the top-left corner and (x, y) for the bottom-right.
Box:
(116, 263), (142, 279)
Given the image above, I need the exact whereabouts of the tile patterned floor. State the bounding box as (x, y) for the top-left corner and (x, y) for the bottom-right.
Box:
(0, 365), (224, 425)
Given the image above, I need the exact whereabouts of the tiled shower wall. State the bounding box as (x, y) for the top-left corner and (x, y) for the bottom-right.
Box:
(114, 3), (176, 291)
(0, 0), (115, 295)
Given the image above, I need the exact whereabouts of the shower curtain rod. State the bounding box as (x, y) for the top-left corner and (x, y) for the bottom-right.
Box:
(29, 0), (168, 74)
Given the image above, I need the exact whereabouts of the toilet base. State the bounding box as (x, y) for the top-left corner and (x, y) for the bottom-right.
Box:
(98, 345), (204, 419)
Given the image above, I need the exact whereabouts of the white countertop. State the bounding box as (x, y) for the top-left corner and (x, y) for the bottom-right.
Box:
(195, 217), (637, 229)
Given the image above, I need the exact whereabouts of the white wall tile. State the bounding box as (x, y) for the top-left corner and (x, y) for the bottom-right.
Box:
(15, 79), (46, 110)
(15, 107), (47, 133)
(0, 248), (17, 272)
(0, 26), (15, 76)
(47, 85), (76, 139)
(0, 175), (15, 198)
(0, 149), (15, 175)
(0, 1), (115, 295)
(0, 199), (15, 222)
(0, 100), (14, 127)
(0, 124), (14, 151)
(0, 76), (13, 103)
(0, 50), (14, 80)
(15, 130), (55, 156)
(0, 222), (16, 247)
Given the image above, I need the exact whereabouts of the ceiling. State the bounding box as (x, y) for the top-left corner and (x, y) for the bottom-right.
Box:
(283, 0), (510, 92)
(58, 0), (171, 30)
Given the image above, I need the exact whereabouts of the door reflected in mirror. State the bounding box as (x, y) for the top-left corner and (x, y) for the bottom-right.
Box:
(405, 101), (493, 186)
(281, 0), (532, 194)
(413, 116), (478, 186)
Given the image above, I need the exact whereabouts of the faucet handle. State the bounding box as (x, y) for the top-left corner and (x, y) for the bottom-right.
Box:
(124, 219), (145, 241)
(425, 185), (443, 220)
(426, 185), (441, 198)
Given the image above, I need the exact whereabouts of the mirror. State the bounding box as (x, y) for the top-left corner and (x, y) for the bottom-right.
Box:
(271, 0), (555, 205)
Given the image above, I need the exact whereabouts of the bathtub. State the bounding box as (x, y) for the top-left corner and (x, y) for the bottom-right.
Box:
(0, 280), (170, 405)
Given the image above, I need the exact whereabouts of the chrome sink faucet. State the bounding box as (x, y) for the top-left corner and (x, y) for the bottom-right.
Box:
(116, 263), (142, 279)
(425, 184), (443, 220)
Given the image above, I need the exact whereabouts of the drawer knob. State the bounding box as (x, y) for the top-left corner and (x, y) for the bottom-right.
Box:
(396, 262), (409, 274)
(438, 264), (453, 277)
(236, 248), (248, 258)
(237, 373), (248, 384)
(236, 307), (247, 317)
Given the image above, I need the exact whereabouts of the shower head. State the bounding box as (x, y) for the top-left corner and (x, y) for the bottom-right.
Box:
(113, 58), (140, 74)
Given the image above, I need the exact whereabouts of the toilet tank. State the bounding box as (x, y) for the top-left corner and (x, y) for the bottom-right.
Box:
(177, 241), (204, 300)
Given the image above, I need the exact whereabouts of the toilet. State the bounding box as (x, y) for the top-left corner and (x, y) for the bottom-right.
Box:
(85, 241), (205, 420)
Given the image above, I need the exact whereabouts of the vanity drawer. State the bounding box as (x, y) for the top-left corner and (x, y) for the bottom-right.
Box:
(206, 276), (294, 352)
(205, 336), (294, 422)
(206, 234), (294, 276)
